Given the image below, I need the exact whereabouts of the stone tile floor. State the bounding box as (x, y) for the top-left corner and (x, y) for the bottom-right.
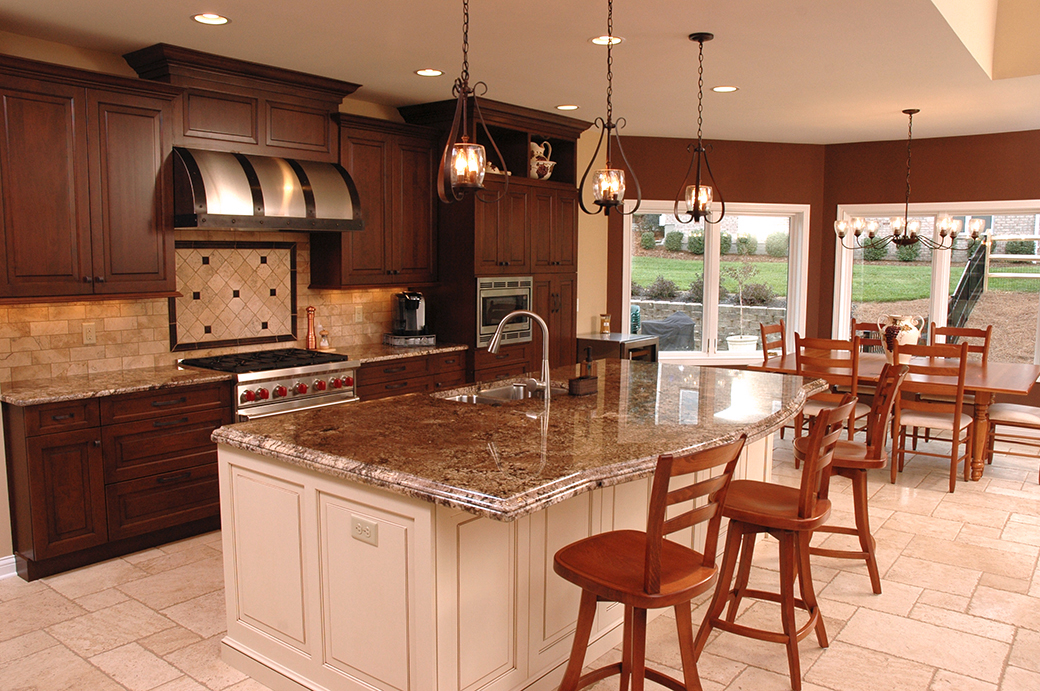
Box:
(1, 435), (1038, 690)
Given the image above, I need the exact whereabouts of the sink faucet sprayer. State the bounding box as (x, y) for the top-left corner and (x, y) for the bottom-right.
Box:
(488, 310), (551, 403)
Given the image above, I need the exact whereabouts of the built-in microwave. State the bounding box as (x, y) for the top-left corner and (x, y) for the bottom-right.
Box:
(477, 276), (533, 347)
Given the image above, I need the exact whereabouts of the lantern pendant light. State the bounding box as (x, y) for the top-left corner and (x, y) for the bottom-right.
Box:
(673, 32), (725, 225)
(578, 0), (641, 216)
(437, 0), (509, 204)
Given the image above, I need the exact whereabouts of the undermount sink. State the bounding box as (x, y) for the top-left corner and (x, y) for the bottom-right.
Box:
(443, 380), (567, 405)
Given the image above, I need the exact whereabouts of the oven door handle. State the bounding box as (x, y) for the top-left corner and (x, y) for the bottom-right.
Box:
(238, 395), (359, 421)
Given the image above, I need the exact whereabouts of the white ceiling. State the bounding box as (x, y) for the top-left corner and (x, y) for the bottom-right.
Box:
(2, 0), (1040, 144)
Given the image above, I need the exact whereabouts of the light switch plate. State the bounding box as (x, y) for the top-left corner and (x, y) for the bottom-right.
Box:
(354, 305), (364, 323)
(350, 515), (378, 547)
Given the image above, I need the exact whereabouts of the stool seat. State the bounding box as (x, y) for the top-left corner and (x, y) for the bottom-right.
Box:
(989, 403), (1040, 425)
(795, 436), (888, 470)
(723, 480), (831, 531)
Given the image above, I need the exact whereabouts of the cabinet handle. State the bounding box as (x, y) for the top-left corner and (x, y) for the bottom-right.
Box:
(93, 439), (101, 447)
(384, 381), (409, 390)
(94, 276), (105, 283)
(83, 276), (93, 283)
(151, 396), (188, 408)
(152, 417), (190, 428)
(444, 358), (457, 365)
(495, 353), (509, 360)
(51, 413), (75, 421)
(382, 365), (407, 374)
(156, 471), (192, 485)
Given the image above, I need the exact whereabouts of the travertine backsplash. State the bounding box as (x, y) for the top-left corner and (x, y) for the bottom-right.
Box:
(0, 230), (403, 384)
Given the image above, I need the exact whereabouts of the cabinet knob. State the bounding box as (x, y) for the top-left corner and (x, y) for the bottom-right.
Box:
(93, 439), (101, 447)
(95, 276), (105, 283)
(83, 276), (93, 283)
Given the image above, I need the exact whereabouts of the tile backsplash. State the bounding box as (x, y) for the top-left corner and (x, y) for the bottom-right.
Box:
(0, 230), (404, 384)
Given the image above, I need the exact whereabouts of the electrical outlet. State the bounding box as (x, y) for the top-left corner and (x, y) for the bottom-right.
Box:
(354, 305), (364, 323)
(82, 322), (97, 345)
(350, 515), (378, 547)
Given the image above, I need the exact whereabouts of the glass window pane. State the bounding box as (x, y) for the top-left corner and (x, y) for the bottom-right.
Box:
(719, 216), (789, 352)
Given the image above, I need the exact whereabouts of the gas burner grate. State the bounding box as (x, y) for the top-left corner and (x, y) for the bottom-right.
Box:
(180, 348), (351, 374)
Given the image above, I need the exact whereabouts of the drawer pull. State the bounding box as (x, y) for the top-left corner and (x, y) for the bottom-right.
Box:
(156, 471), (192, 485)
(444, 358), (457, 365)
(382, 365), (407, 374)
(152, 417), (190, 428)
(51, 413), (75, 421)
(151, 396), (188, 408)
(495, 354), (508, 360)
(385, 381), (409, 390)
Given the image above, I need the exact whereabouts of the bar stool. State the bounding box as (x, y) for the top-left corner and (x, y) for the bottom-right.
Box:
(797, 364), (908, 594)
(553, 436), (747, 691)
(693, 397), (856, 691)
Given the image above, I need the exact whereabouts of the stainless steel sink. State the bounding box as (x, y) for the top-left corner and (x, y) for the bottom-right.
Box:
(442, 380), (567, 404)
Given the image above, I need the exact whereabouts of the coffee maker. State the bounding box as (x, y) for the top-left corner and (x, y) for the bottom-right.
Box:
(392, 291), (427, 335)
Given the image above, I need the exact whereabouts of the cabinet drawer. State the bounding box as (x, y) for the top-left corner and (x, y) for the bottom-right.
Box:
(428, 369), (468, 392)
(101, 407), (231, 483)
(476, 362), (531, 383)
(428, 352), (466, 374)
(23, 399), (101, 437)
(357, 377), (429, 401)
(105, 463), (219, 541)
(473, 343), (532, 371)
(100, 382), (230, 425)
(358, 357), (429, 385)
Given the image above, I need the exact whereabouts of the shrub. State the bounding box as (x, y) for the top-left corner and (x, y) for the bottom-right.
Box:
(1005, 239), (1036, 255)
(688, 233), (705, 255)
(735, 234), (757, 255)
(664, 231), (684, 252)
(719, 232), (732, 255)
(964, 237), (983, 257)
(765, 232), (789, 258)
(631, 281), (644, 298)
(644, 275), (679, 300)
(684, 274), (729, 303)
(896, 242), (920, 262)
(739, 282), (775, 306)
(862, 238), (887, 261)
(640, 231), (656, 250)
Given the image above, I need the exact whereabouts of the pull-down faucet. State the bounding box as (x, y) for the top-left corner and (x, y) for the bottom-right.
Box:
(488, 310), (551, 402)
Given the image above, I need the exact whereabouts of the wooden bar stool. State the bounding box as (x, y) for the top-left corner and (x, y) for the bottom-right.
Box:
(553, 436), (747, 691)
(797, 364), (908, 594)
(694, 397), (856, 691)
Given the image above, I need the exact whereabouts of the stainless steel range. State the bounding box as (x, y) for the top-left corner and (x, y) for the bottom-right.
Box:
(179, 348), (359, 420)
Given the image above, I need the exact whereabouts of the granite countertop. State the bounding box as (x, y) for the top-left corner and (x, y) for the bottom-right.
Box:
(214, 359), (826, 521)
(0, 366), (235, 407)
(347, 342), (467, 364)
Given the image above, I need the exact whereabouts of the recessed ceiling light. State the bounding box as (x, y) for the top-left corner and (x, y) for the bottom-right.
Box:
(416, 69), (443, 77)
(713, 86), (738, 93)
(556, 104), (579, 111)
(193, 13), (229, 25)
(590, 35), (623, 46)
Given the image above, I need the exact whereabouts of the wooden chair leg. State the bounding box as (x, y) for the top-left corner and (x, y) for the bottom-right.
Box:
(795, 530), (827, 649)
(620, 604), (633, 691)
(777, 531), (802, 691)
(674, 601), (703, 691)
(726, 531), (757, 623)
(694, 520), (745, 659)
(630, 607), (648, 691)
(559, 589), (598, 691)
(849, 469), (882, 594)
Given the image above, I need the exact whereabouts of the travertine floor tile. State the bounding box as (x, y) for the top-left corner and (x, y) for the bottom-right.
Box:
(164, 635), (248, 690)
(928, 669), (996, 691)
(818, 570), (923, 616)
(968, 586), (1040, 632)
(1001, 665), (1040, 691)
(909, 602), (1016, 642)
(46, 599), (175, 657)
(881, 510), (964, 541)
(902, 534), (1035, 580)
(1008, 628), (1040, 674)
(43, 557), (147, 600)
(75, 586), (131, 612)
(161, 590), (228, 639)
(0, 588), (86, 643)
(0, 643), (126, 691)
(118, 557), (225, 610)
(139, 625), (205, 657)
(89, 642), (183, 691)
(883, 555), (981, 597)
(0, 629), (60, 665)
(803, 641), (935, 691)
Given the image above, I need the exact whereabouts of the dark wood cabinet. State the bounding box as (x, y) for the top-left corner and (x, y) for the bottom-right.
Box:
(475, 179), (531, 275)
(356, 351), (467, 401)
(3, 381), (231, 580)
(534, 273), (578, 368)
(310, 117), (437, 287)
(532, 187), (578, 273)
(472, 342), (535, 382)
(0, 55), (178, 300)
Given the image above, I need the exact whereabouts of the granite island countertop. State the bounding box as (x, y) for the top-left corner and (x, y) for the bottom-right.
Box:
(214, 359), (826, 521)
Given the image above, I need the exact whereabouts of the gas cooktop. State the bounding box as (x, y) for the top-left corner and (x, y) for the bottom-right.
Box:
(179, 348), (351, 374)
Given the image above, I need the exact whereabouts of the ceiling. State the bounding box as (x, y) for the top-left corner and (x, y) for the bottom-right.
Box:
(1, 0), (1039, 144)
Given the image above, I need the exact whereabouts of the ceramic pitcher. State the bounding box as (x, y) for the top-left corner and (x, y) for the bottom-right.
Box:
(529, 141), (555, 179)
(877, 314), (923, 364)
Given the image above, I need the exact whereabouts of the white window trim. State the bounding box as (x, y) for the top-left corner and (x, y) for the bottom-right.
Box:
(623, 200), (810, 365)
(833, 199), (1040, 341)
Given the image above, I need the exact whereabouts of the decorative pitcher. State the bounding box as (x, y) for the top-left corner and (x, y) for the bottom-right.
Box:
(877, 314), (923, 364)
(529, 141), (556, 180)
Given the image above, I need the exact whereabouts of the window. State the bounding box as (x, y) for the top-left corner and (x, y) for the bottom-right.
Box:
(623, 201), (809, 363)
(833, 201), (1040, 364)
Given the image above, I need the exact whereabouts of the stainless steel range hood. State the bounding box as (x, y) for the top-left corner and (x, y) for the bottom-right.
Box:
(173, 147), (363, 231)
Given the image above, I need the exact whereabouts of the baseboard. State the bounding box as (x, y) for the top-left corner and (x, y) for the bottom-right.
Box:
(0, 554), (17, 580)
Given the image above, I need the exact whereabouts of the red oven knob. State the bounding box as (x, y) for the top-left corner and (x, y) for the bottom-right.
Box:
(330, 377), (342, 389)
(293, 382), (308, 395)
(313, 379), (327, 391)
(273, 385), (287, 399)
(344, 376), (354, 387)
(256, 388), (270, 400)
(240, 390), (256, 404)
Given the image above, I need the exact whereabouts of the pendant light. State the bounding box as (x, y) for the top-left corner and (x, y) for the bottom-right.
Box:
(578, 0), (641, 215)
(834, 109), (983, 250)
(673, 33), (725, 224)
(437, 0), (509, 204)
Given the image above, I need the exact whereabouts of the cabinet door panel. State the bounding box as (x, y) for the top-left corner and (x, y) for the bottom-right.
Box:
(502, 188), (530, 272)
(339, 128), (391, 283)
(530, 190), (554, 271)
(554, 274), (578, 367)
(553, 189), (578, 271)
(393, 137), (436, 281)
(106, 462), (218, 540)
(27, 428), (106, 559)
(0, 79), (92, 296)
(88, 90), (174, 293)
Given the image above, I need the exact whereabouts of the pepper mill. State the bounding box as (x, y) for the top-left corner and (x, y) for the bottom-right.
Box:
(305, 306), (317, 350)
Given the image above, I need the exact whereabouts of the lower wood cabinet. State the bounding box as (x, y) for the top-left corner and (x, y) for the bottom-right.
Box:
(357, 351), (468, 401)
(533, 273), (578, 368)
(3, 380), (231, 579)
(471, 342), (535, 383)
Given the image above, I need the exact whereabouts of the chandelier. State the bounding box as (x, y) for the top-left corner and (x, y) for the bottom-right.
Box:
(673, 32), (725, 225)
(436, 0), (509, 204)
(834, 109), (984, 250)
(578, 0), (641, 215)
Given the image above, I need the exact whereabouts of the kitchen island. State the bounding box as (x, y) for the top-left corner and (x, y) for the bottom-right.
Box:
(213, 360), (823, 691)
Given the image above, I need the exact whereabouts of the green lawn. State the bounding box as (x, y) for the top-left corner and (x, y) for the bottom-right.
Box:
(631, 256), (790, 296)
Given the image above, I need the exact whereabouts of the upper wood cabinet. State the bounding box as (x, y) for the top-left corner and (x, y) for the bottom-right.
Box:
(0, 57), (178, 299)
(474, 178), (531, 275)
(310, 116), (438, 287)
(531, 186), (578, 273)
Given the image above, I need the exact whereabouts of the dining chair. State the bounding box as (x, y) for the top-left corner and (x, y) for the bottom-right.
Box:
(793, 334), (870, 456)
(796, 364), (909, 593)
(553, 435), (747, 691)
(850, 318), (885, 354)
(891, 341), (972, 492)
(914, 324), (992, 446)
(760, 319), (787, 365)
(694, 397), (856, 691)
(985, 403), (1040, 483)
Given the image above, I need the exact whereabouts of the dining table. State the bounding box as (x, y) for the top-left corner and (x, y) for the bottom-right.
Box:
(751, 351), (1040, 481)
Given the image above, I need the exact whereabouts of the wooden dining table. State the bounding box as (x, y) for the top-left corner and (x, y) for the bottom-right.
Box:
(751, 352), (1040, 481)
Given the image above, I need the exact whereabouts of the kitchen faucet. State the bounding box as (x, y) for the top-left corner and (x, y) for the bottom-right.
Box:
(488, 310), (551, 402)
